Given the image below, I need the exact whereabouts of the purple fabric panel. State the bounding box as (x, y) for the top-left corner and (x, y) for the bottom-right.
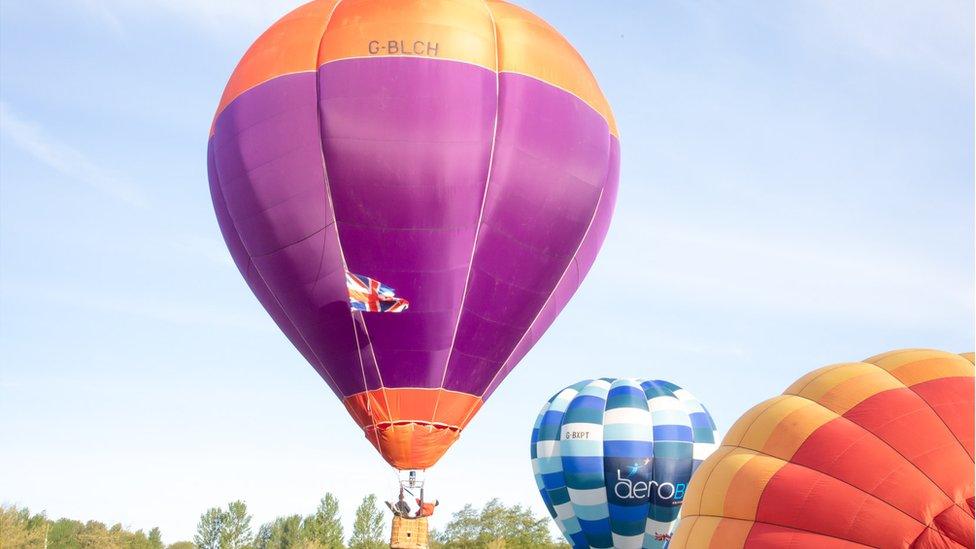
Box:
(483, 137), (620, 398)
(208, 142), (334, 393)
(211, 59), (618, 403)
(212, 74), (330, 257)
(351, 312), (382, 390)
(317, 58), (496, 389)
(443, 73), (614, 395)
(210, 73), (367, 397)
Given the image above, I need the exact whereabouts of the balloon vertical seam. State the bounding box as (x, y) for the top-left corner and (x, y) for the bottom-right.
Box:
(428, 0), (503, 428)
(210, 129), (344, 398)
(311, 0), (391, 454)
(474, 133), (615, 403)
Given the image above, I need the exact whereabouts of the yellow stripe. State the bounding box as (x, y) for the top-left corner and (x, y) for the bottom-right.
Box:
(688, 448), (783, 520)
(787, 363), (902, 414)
(722, 396), (786, 447)
(681, 445), (733, 517)
(866, 348), (975, 386)
(722, 450), (785, 520)
(752, 397), (836, 459)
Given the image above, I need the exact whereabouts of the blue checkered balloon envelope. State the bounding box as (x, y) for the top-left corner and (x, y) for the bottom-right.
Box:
(530, 379), (717, 549)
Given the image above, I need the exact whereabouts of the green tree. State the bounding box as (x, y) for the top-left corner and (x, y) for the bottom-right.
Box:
(255, 515), (303, 549)
(0, 505), (48, 548)
(148, 527), (164, 549)
(127, 529), (153, 549)
(77, 520), (128, 548)
(348, 495), (384, 549)
(48, 518), (85, 549)
(0, 506), (181, 549)
(302, 494), (343, 548)
(166, 542), (196, 549)
(194, 507), (225, 549)
(436, 500), (554, 548)
(439, 504), (481, 547)
(221, 501), (253, 549)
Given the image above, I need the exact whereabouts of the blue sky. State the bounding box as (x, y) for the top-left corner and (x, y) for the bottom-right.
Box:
(1, 0), (972, 544)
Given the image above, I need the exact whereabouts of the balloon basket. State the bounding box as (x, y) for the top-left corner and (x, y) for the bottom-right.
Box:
(390, 516), (429, 549)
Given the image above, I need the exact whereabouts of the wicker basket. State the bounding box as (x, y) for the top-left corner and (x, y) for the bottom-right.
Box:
(390, 515), (429, 549)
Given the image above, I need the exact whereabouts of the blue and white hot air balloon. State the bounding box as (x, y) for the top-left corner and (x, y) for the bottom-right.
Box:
(530, 379), (717, 549)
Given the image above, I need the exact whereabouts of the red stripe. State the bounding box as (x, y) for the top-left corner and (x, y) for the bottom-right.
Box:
(790, 417), (952, 523)
(744, 522), (873, 548)
(910, 376), (975, 462)
(841, 387), (973, 503)
(754, 461), (923, 547)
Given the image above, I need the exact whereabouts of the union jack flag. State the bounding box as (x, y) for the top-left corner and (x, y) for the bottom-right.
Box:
(653, 532), (672, 542)
(345, 271), (409, 313)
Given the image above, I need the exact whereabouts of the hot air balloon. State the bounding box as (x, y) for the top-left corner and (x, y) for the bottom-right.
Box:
(207, 0), (619, 473)
(530, 379), (718, 548)
(670, 349), (975, 549)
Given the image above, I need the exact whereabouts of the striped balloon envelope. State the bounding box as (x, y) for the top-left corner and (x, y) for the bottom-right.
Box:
(530, 379), (718, 549)
(208, 0), (618, 471)
(670, 349), (975, 549)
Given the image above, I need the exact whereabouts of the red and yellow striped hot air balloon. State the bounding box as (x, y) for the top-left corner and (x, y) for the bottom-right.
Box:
(670, 349), (975, 549)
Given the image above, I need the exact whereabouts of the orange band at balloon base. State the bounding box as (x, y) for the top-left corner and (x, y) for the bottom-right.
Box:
(342, 388), (483, 470)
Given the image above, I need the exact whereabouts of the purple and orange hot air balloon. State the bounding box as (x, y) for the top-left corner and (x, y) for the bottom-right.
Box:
(207, 0), (619, 471)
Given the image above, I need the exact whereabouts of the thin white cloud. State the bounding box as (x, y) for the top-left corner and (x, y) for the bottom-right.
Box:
(0, 102), (148, 207)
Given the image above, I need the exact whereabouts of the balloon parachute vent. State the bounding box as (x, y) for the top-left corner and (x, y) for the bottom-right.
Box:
(390, 516), (428, 549)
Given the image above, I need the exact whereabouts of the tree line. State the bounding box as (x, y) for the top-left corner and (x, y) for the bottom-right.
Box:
(1, 495), (569, 548)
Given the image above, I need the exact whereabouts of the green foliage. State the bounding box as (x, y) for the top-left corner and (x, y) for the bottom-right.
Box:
(193, 501), (253, 549)
(221, 501), (253, 549)
(3, 494), (566, 549)
(0, 504), (174, 549)
(0, 505), (47, 548)
(435, 499), (556, 548)
(48, 518), (85, 549)
(148, 527), (164, 549)
(194, 507), (225, 549)
(254, 514), (303, 549)
(301, 494), (344, 548)
(348, 495), (384, 549)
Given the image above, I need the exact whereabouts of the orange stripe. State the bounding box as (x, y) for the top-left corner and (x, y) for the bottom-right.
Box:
(342, 388), (482, 469)
(722, 396), (785, 447)
(709, 517), (754, 548)
(682, 445), (733, 516)
(343, 387), (482, 430)
(214, 0), (617, 138)
(668, 516), (752, 549)
(213, 1), (337, 129)
(866, 349), (975, 387)
(787, 363), (902, 414)
(365, 422), (461, 470)
(487, 0), (617, 136)
(723, 451), (785, 520)
(688, 447), (784, 520)
(755, 398), (836, 459)
(318, 0), (496, 69)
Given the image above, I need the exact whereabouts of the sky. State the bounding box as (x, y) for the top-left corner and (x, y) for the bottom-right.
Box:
(1, 0), (973, 544)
